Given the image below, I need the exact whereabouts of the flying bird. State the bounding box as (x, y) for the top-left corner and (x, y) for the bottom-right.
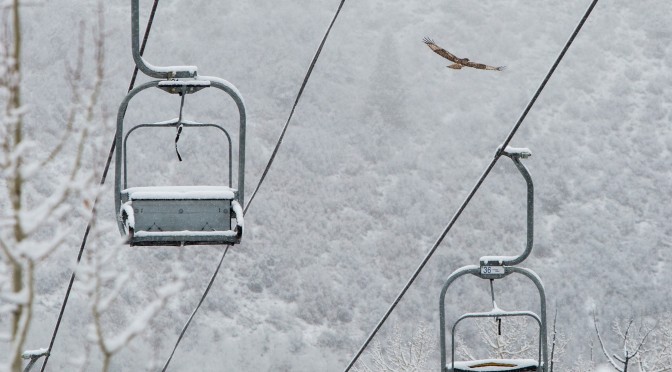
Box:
(423, 37), (505, 71)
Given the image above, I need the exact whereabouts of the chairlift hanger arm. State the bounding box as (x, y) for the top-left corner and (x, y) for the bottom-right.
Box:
(131, 0), (197, 79)
(480, 149), (534, 268)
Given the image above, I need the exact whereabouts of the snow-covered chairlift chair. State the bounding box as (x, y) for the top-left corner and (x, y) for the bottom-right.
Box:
(114, 0), (246, 246)
(114, 79), (245, 246)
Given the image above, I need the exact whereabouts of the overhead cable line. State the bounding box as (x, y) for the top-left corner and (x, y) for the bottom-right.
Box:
(39, 1), (162, 370)
(161, 1), (348, 369)
(342, 0), (600, 371)
(243, 0), (347, 215)
(161, 245), (231, 372)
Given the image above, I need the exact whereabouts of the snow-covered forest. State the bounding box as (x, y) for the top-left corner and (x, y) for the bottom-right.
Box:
(2, 0), (671, 370)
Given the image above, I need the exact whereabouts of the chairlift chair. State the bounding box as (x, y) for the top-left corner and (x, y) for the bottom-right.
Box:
(113, 0), (246, 246)
(438, 147), (548, 372)
(439, 265), (547, 372)
(114, 78), (246, 246)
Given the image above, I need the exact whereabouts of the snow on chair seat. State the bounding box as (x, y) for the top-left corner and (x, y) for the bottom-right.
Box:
(119, 186), (243, 246)
(450, 359), (539, 372)
(123, 185), (236, 200)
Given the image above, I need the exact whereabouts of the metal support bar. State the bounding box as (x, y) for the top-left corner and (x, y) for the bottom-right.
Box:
(440, 265), (480, 370)
(480, 150), (534, 267)
(131, 0), (197, 79)
(450, 310), (543, 370)
(123, 122), (233, 189)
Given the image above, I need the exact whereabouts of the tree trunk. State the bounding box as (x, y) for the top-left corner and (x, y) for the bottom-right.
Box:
(8, 1), (25, 372)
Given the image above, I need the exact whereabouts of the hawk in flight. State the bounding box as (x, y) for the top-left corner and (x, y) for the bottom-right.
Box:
(423, 37), (505, 71)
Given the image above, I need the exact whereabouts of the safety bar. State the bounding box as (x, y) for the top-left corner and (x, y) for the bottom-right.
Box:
(122, 122), (233, 189)
(449, 310), (542, 371)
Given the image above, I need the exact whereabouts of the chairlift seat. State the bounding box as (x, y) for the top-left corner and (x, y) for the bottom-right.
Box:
(119, 185), (243, 246)
(449, 359), (539, 372)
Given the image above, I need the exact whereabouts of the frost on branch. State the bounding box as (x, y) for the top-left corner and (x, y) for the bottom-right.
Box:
(73, 226), (185, 372)
(0, 2), (108, 371)
(352, 322), (435, 372)
(456, 317), (538, 361)
(593, 312), (672, 372)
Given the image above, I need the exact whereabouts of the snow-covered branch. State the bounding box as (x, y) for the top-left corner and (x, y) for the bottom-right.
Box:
(595, 313), (623, 371)
(593, 312), (671, 372)
(352, 322), (435, 372)
(75, 226), (186, 372)
(0, 1), (109, 371)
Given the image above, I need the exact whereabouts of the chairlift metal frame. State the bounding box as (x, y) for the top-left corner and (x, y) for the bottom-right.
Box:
(131, 0), (196, 79)
(114, 0), (246, 246)
(114, 79), (246, 246)
(438, 148), (548, 372)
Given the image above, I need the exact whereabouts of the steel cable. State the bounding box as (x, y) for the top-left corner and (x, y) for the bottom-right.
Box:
(243, 0), (347, 215)
(160, 245), (231, 372)
(161, 2), (348, 369)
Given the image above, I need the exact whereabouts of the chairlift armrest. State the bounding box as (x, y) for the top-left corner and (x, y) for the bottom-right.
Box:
(232, 200), (244, 240)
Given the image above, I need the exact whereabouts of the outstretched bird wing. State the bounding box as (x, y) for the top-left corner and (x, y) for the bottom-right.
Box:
(423, 37), (460, 63)
(423, 37), (505, 71)
(461, 60), (506, 71)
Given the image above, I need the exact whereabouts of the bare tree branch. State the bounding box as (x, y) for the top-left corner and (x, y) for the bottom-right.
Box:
(594, 312), (623, 371)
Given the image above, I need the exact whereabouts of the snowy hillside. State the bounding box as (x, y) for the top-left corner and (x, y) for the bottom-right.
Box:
(3, 0), (672, 370)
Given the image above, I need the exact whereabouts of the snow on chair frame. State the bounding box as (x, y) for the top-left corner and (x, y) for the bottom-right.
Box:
(114, 78), (246, 246)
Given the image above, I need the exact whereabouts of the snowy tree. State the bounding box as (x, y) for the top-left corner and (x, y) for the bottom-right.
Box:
(594, 313), (672, 372)
(455, 317), (539, 361)
(565, 329), (597, 372)
(1, 2), (187, 370)
(352, 322), (435, 372)
(70, 225), (185, 372)
(454, 310), (568, 371)
(549, 310), (569, 372)
(0, 2), (105, 371)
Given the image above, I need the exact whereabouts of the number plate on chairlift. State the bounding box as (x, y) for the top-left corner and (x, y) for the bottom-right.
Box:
(481, 265), (505, 275)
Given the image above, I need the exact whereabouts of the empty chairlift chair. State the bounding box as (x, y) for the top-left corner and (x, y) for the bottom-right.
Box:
(438, 147), (548, 372)
(114, 78), (246, 246)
